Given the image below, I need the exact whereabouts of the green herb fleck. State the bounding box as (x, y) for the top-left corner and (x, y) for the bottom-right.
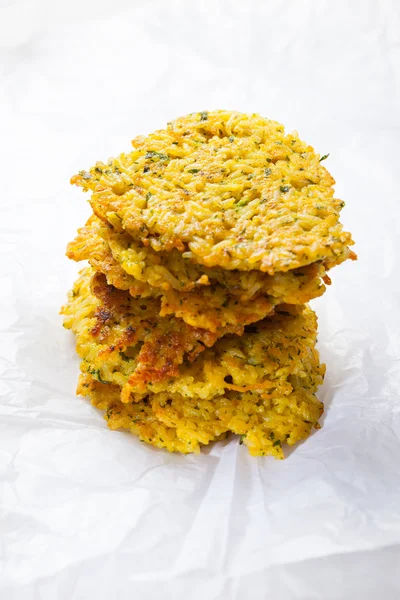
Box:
(273, 439), (281, 447)
(145, 151), (169, 161)
(236, 198), (250, 208)
(265, 168), (272, 177)
(188, 168), (200, 174)
(319, 153), (330, 162)
(199, 111), (208, 121)
(89, 369), (109, 385)
(280, 185), (290, 193)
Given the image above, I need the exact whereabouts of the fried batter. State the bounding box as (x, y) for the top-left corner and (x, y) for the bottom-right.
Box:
(72, 110), (355, 274)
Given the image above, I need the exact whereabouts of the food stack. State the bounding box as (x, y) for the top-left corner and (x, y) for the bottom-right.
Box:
(62, 111), (355, 458)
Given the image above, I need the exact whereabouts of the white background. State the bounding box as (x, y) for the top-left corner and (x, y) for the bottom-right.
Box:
(1, 1), (400, 598)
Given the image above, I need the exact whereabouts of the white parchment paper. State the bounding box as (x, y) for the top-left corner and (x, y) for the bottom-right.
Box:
(1, 1), (400, 597)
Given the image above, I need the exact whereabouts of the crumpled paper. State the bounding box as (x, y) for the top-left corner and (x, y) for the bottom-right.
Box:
(1, 1), (400, 598)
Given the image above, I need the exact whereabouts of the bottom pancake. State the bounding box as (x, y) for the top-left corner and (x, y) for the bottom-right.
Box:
(73, 304), (325, 458)
(78, 365), (324, 458)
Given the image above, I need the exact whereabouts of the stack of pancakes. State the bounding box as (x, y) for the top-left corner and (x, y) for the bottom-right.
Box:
(62, 111), (355, 457)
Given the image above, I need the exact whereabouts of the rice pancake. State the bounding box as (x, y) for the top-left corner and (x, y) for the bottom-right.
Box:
(71, 110), (355, 274)
(67, 215), (328, 332)
(62, 269), (323, 410)
(100, 217), (331, 304)
(77, 304), (325, 458)
(66, 215), (140, 293)
(61, 268), (224, 394)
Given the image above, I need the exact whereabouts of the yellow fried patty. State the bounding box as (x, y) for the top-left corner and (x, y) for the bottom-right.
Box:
(67, 215), (331, 332)
(66, 218), (275, 333)
(61, 268), (223, 394)
(77, 301), (325, 459)
(62, 268), (323, 411)
(72, 110), (355, 274)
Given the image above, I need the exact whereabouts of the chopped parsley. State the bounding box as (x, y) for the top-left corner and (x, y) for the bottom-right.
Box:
(236, 198), (250, 208)
(145, 151), (169, 161)
(89, 369), (109, 385)
(319, 153), (330, 162)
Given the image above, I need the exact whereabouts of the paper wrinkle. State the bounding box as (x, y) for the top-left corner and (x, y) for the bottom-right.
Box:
(1, 0), (400, 598)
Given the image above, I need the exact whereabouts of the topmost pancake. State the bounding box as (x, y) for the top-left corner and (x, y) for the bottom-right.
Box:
(72, 110), (354, 274)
